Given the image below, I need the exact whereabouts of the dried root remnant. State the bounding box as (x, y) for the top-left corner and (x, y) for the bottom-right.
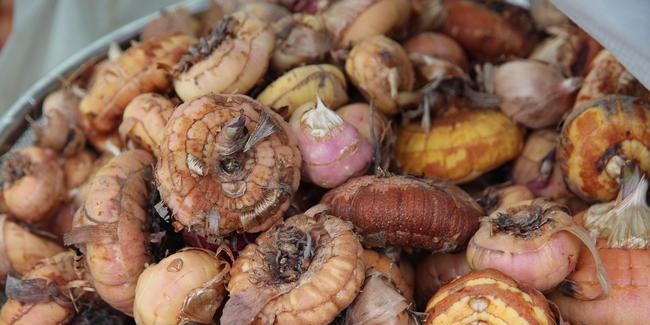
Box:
(222, 213), (365, 325)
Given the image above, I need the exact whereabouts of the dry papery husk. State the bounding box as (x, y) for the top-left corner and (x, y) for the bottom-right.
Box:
(424, 269), (556, 325)
(134, 247), (232, 325)
(0, 250), (89, 325)
(321, 174), (483, 251)
(64, 150), (154, 315)
(222, 209), (365, 325)
(360, 249), (413, 302)
(0, 214), (64, 280)
(345, 273), (417, 325)
(155, 94), (301, 239)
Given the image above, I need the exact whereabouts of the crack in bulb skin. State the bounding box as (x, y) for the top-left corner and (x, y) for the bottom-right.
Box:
(156, 94), (301, 240)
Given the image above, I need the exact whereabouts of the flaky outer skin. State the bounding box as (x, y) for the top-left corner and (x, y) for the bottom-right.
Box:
(550, 241), (650, 325)
(0, 251), (81, 325)
(118, 93), (175, 157)
(74, 150), (154, 315)
(425, 269), (554, 325)
(80, 33), (195, 133)
(321, 175), (483, 251)
(173, 13), (275, 101)
(345, 35), (414, 115)
(0, 215), (64, 277)
(226, 214), (365, 325)
(396, 108), (523, 183)
(155, 94), (301, 237)
(559, 96), (650, 202)
(361, 250), (413, 302)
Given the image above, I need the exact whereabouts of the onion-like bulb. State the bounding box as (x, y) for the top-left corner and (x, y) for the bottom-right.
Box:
(467, 199), (610, 293)
(484, 59), (581, 129)
(290, 97), (373, 188)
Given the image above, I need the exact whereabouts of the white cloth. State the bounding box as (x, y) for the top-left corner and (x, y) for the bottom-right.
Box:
(0, 0), (181, 111)
(550, 0), (650, 89)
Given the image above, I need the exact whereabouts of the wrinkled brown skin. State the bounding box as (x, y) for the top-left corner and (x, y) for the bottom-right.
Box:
(223, 213), (365, 325)
(156, 94), (301, 239)
(0, 215), (64, 279)
(140, 8), (198, 40)
(67, 150), (154, 315)
(441, 0), (535, 60)
(415, 251), (471, 307)
(2, 147), (66, 223)
(321, 175), (483, 251)
(0, 251), (84, 325)
(79, 33), (195, 133)
(425, 269), (555, 325)
(347, 274), (414, 325)
(361, 250), (413, 302)
(118, 93), (175, 157)
(559, 96), (650, 202)
(62, 150), (97, 189)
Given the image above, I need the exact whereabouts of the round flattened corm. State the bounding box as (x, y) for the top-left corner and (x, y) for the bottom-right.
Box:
(156, 94), (301, 239)
(134, 248), (230, 325)
(559, 96), (650, 202)
(173, 12), (275, 101)
(222, 212), (365, 325)
(80, 33), (195, 133)
(322, 175), (483, 251)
